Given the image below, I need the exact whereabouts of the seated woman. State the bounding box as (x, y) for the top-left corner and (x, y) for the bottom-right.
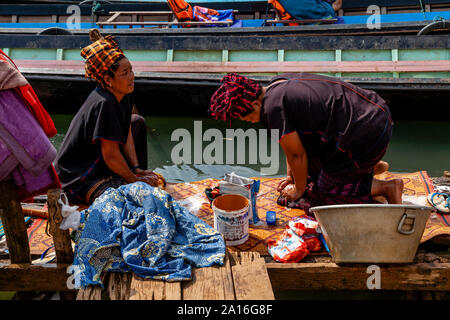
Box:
(209, 73), (403, 214)
(54, 30), (164, 205)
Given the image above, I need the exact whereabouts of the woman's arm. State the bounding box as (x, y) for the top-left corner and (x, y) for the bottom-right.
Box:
(277, 158), (294, 192)
(102, 128), (159, 186)
(101, 139), (137, 183)
(279, 132), (308, 200)
(122, 126), (139, 170)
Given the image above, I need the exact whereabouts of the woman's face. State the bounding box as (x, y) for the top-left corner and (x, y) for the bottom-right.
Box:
(239, 101), (261, 123)
(105, 57), (135, 96)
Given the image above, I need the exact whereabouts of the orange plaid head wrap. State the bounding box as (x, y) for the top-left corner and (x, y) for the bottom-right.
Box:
(80, 30), (125, 83)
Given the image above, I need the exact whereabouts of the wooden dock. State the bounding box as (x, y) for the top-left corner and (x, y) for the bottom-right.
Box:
(1, 183), (449, 300)
(76, 251), (274, 300)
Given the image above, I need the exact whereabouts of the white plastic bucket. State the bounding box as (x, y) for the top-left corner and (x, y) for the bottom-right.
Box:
(212, 194), (250, 246)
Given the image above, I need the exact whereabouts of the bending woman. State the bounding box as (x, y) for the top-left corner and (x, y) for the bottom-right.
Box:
(55, 30), (164, 205)
(209, 73), (403, 214)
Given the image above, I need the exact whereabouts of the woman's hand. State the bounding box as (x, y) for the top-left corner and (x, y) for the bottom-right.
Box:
(277, 176), (293, 192)
(281, 184), (303, 202)
(136, 173), (159, 187)
(134, 168), (153, 175)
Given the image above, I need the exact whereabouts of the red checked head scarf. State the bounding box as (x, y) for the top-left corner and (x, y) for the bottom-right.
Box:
(80, 33), (125, 83)
(210, 73), (261, 122)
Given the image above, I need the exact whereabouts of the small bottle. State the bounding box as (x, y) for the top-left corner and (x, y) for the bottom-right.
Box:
(266, 211), (276, 226)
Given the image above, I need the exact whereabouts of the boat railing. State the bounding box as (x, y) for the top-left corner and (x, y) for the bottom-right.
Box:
(96, 9), (239, 28)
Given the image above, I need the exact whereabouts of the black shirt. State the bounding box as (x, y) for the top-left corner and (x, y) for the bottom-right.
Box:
(54, 86), (133, 189)
(261, 73), (393, 170)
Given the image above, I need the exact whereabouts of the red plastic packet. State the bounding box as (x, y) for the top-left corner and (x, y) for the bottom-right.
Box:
(267, 226), (310, 263)
(289, 216), (319, 237)
(303, 234), (322, 252)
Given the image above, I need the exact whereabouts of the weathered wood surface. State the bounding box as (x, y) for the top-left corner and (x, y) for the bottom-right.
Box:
(0, 263), (72, 292)
(230, 252), (275, 300)
(266, 261), (450, 291)
(76, 273), (108, 300)
(14, 59), (450, 75)
(107, 273), (132, 300)
(129, 274), (182, 300)
(5, 34), (450, 51)
(182, 252), (235, 300)
(47, 189), (74, 264)
(73, 251), (277, 300)
(0, 180), (31, 264)
(265, 18), (337, 25)
(76, 285), (103, 300)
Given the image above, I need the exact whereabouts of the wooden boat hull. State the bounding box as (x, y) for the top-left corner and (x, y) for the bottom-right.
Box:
(1, 32), (449, 119)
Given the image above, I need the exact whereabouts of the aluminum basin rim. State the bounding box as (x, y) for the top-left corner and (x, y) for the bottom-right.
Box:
(310, 203), (433, 212)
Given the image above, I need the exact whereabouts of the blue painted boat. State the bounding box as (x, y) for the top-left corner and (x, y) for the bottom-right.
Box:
(1, 1), (449, 119)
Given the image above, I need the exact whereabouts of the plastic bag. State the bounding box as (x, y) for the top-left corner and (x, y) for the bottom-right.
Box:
(288, 215), (319, 237)
(303, 234), (321, 252)
(58, 193), (81, 230)
(219, 172), (261, 225)
(267, 226), (309, 263)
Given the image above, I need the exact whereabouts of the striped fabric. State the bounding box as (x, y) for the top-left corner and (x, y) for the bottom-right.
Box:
(80, 35), (124, 83)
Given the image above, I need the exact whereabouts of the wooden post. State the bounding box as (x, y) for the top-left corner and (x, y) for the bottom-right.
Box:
(47, 189), (74, 264)
(0, 180), (31, 264)
(47, 189), (76, 300)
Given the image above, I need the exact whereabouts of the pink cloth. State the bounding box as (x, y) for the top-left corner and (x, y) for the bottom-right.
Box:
(0, 89), (59, 200)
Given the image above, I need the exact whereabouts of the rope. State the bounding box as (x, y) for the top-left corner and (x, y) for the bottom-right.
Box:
(418, 0), (428, 20)
(433, 15), (446, 28)
(262, 1), (271, 27)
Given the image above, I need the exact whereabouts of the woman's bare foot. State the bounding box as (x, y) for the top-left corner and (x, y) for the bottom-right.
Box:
(374, 160), (389, 175)
(371, 178), (404, 204)
(385, 179), (404, 204)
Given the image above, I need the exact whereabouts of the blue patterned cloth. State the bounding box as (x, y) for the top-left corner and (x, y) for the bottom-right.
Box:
(71, 182), (225, 288)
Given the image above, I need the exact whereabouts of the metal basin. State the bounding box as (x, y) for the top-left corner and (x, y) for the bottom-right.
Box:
(310, 204), (433, 263)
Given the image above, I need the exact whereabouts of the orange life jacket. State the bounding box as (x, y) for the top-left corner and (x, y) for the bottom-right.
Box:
(167, 0), (193, 22)
(268, 0), (293, 21)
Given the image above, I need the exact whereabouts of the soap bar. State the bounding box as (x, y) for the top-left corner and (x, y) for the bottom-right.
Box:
(266, 211), (276, 225)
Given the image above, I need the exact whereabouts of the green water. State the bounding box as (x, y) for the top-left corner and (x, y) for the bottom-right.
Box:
(50, 115), (450, 180)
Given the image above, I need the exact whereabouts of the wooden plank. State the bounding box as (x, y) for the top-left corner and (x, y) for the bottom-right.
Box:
(106, 12), (121, 23)
(182, 252), (235, 300)
(97, 21), (233, 26)
(3, 34), (450, 51)
(230, 252), (274, 300)
(109, 11), (173, 15)
(0, 180), (31, 264)
(266, 262), (450, 291)
(107, 272), (132, 300)
(76, 286), (103, 300)
(266, 19), (337, 25)
(76, 273), (108, 300)
(0, 263), (72, 292)
(14, 59), (450, 74)
(47, 189), (74, 264)
(128, 273), (182, 300)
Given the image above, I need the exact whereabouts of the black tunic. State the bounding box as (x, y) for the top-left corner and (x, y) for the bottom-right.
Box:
(54, 86), (133, 190)
(260, 73), (393, 175)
